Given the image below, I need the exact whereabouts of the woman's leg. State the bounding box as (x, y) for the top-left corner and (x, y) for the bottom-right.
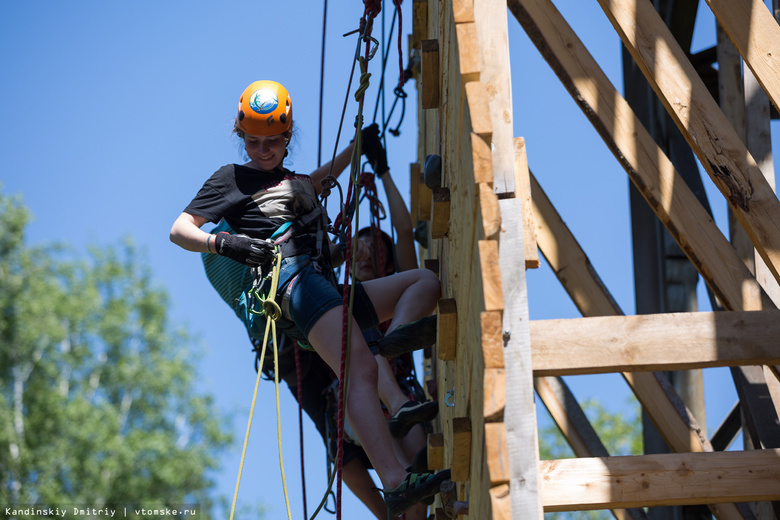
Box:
(307, 306), (407, 489)
(361, 268), (440, 332)
(341, 458), (387, 519)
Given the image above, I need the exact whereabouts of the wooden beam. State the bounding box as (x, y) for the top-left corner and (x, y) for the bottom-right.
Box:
(531, 310), (780, 376)
(428, 432), (445, 471)
(419, 166), (433, 221)
(478, 240), (503, 312)
(471, 133), (493, 184)
(412, 0), (428, 49)
(497, 194), (541, 519)
(452, 417), (472, 481)
(508, 0), (773, 312)
(453, 0), (474, 23)
(410, 162), (420, 224)
(464, 81), (492, 140)
(485, 422), (509, 484)
(710, 402), (741, 452)
(489, 483), (512, 520)
(431, 186), (451, 239)
(540, 450), (780, 512)
(598, 0), (780, 288)
(513, 137), (539, 269)
(473, 0), (515, 195)
(421, 39), (440, 109)
(484, 368), (506, 422)
(455, 22), (480, 83)
(478, 182), (500, 240)
(481, 311), (504, 369)
(437, 298), (458, 361)
(706, 0), (780, 114)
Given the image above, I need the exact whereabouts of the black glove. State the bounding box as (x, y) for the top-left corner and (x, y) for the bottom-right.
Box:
(361, 123), (388, 176)
(214, 232), (275, 268)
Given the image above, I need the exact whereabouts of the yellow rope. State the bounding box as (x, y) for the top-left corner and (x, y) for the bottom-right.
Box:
(230, 251), (293, 520)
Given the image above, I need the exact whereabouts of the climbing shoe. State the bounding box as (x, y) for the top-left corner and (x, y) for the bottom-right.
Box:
(384, 470), (452, 517)
(377, 316), (437, 358)
(389, 400), (440, 438)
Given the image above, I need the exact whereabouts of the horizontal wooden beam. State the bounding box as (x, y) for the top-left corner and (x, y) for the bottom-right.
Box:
(531, 310), (780, 376)
(540, 449), (780, 511)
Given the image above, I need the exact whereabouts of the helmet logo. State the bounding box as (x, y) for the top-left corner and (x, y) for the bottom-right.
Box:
(249, 89), (278, 114)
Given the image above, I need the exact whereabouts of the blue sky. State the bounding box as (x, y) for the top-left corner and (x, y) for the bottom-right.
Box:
(2, 0), (774, 518)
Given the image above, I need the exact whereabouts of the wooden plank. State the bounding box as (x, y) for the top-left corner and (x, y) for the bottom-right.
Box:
(745, 67), (780, 307)
(731, 366), (780, 449)
(540, 450), (780, 511)
(412, 0), (428, 49)
(424, 258), (440, 275)
(481, 311), (504, 369)
(431, 186), (451, 239)
(455, 22), (480, 83)
(452, 417), (472, 482)
(464, 81), (492, 140)
(514, 137), (539, 269)
(478, 182), (500, 240)
(428, 432), (445, 471)
(453, 0), (474, 23)
(497, 195), (541, 519)
(478, 240), (503, 312)
(419, 168), (433, 221)
(706, 0), (780, 114)
(485, 422), (509, 484)
(710, 402), (741, 452)
(437, 298), (458, 361)
(598, 0), (780, 288)
(410, 162), (420, 224)
(473, 0), (515, 195)
(531, 310), (780, 376)
(489, 483), (512, 520)
(421, 39), (440, 109)
(508, 0), (773, 312)
(471, 133), (493, 184)
(484, 368), (506, 422)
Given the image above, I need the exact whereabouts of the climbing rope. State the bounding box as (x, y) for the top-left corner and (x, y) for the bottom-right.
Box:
(229, 250), (293, 520)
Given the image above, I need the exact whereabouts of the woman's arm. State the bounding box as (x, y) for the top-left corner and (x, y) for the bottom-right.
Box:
(310, 141), (357, 195)
(380, 171), (418, 272)
(170, 212), (214, 253)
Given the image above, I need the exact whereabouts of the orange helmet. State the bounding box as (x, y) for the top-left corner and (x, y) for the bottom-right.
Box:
(236, 80), (293, 136)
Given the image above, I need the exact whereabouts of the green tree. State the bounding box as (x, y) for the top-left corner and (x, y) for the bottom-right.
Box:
(539, 396), (643, 520)
(0, 189), (235, 518)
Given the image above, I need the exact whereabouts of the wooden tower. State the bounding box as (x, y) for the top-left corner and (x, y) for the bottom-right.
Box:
(408, 0), (780, 518)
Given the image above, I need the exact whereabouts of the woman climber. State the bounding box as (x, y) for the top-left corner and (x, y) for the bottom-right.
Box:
(169, 80), (450, 517)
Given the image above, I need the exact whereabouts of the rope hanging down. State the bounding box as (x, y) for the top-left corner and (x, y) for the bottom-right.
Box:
(230, 249), (293, 520)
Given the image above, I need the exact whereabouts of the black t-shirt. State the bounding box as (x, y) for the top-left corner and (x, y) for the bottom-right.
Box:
(184, 164), (320, 240)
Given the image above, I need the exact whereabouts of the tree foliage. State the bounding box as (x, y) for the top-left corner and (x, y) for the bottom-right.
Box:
(0, 189), (234, 517)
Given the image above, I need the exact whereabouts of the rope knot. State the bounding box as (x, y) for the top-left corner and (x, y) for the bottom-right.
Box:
(262, 298), (282, 321)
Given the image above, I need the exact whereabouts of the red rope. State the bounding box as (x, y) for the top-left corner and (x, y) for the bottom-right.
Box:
(394, 0), (405, 88)
(336, 220), (353, 520)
